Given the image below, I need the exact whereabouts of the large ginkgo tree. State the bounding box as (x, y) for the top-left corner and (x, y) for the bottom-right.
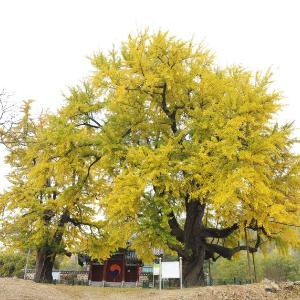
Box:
(87, 32), (300, 286)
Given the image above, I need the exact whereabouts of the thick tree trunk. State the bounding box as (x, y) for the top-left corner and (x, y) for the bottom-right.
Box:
(182, 247), (206, 287)
(34, 247), (56, 283)
(167, 198), (260, 287)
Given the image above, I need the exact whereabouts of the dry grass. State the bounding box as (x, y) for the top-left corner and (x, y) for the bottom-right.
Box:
(1, 278), (300, 300)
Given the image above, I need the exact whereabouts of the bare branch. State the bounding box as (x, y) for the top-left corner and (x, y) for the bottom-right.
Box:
(205, 235), (261, 260)
(83, 156), (101, 184)
(76, 122), (101, 129)
(199, 223), (239, 238)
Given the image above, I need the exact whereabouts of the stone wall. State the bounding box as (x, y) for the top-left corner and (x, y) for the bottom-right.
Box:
(23, 269), (89, 283)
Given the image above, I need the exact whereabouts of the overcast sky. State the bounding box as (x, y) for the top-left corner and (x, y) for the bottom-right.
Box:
(0, 0), (299, 187)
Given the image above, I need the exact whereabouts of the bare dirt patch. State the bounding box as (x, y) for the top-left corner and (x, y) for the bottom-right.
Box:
(0, 278), (71, 300)
(1, 278), (300, 300)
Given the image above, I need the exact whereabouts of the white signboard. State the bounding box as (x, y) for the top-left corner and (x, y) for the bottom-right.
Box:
(153, 264), (160, 275)
(161, 261), (180, 279)
(52, 271), (60, 281)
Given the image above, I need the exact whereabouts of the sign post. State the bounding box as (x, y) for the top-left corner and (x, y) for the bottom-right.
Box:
(179, 257), (183, 289)
(159, 257), (162, 290)
(156, 258), (183, 290)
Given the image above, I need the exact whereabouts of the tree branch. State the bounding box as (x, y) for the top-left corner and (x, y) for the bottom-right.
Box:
(88, 115), (102, 128)
(83, 156), (101, 183)
(167, 242), (189, 260)
(205, 235), (261, 260)
(160, 82), (177, 134)
(168, 211), (184, 243)
(269, 220), (300, 228)
(76, 122), (101, 129)
(200, 223), (239, 238)
(67, 216), (102, 239)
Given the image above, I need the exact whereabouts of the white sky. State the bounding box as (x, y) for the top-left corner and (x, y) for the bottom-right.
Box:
(0, 0), (299, 187)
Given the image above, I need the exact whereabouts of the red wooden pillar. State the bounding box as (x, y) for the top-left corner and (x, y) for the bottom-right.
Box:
(88, 263), (92, 281)
(136, 265), (140, 286)
(121, 253), (126, 285)
(102, 260), (108, 286)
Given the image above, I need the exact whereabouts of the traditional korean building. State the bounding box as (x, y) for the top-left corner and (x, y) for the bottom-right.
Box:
(88, 249), (142, 286)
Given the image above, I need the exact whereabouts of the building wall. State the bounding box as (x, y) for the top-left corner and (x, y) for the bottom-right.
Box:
(24, 269), (88, 283)
(89, 254), (140, 283)
(89, 264), (103, 281)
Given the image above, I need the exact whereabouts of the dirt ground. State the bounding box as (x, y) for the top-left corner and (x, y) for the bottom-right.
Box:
(0, 278), (300, 300)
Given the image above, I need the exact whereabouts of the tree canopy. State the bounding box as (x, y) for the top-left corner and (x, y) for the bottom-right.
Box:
(0, 31), (299, 285)
(0, 98), (105, 282)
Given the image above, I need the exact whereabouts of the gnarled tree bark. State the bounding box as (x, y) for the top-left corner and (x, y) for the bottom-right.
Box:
(167, 199), (261, 287)
(34, 211), (68, 283)
(34, 246), (56, 283)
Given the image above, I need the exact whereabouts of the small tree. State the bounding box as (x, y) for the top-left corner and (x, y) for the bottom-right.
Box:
(211, 250), (300, 283)
(0, 249), (35, 277)
(0, 97), (106, 283)
(263, 252), (300, 281)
